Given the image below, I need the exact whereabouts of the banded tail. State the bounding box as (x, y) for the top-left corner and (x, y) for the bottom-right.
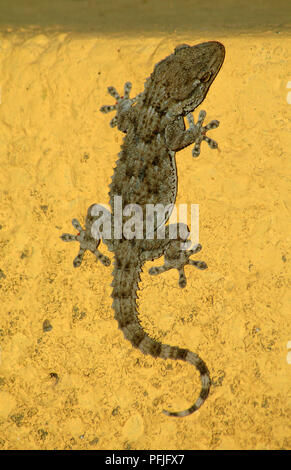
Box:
(111, 252), (211, 417)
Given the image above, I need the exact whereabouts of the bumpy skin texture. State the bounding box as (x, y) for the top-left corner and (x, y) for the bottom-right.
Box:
(61, 42), (225, 417)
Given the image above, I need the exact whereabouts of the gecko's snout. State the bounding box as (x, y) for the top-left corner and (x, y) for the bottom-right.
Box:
(204, 41), (225, 63)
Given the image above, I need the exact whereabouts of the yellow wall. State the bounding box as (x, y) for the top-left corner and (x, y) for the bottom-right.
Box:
(0, 0), (290, 450)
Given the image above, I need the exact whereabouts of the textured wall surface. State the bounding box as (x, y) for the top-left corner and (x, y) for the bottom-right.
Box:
(0, 0), (290, 450)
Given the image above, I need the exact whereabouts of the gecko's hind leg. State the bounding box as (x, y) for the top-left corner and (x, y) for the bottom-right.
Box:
(148, 225), (207, 288)
(60, 204), (111, 268)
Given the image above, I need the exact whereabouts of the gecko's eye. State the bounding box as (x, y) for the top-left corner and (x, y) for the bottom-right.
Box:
(200, 72), (212, 83)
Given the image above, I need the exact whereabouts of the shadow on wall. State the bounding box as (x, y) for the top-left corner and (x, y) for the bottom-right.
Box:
(0, 0), (290, 35)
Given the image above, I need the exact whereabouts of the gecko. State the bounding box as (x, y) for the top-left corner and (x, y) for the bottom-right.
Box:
(61, 41), (225, 417)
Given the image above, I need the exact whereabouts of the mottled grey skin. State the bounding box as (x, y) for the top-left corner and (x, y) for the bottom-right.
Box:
(61, 42), (225, 417)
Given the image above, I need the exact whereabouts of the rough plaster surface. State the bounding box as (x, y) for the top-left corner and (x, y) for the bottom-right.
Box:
(0, 1), (290, 451)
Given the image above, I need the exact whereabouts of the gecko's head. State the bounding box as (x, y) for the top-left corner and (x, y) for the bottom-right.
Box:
(151, 41), (225, 116)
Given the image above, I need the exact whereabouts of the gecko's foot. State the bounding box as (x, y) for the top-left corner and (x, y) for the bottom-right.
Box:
(187, 110), (219, 158)
(149, 243), (207, 288)
(100, 81), (142, 128)
(60, 218), (111, 268)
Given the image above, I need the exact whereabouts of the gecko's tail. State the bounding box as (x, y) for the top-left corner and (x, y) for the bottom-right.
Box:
(153, 344), (211, 418)
(120, 318), (211, 417)
(113, 254), (210, 417)
(157, 344), (210, 417)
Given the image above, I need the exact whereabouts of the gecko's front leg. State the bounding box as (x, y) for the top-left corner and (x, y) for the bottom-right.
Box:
(165, 110), (219, 157)
(100, 81), (142, 132)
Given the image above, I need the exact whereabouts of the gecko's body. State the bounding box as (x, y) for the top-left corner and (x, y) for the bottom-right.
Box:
(61, 42), (225, 417)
